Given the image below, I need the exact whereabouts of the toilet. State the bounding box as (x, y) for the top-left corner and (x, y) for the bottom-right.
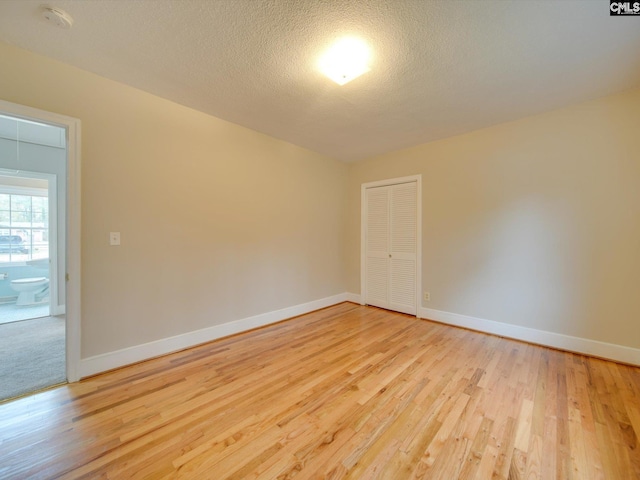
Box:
(10, 277), (49, 306)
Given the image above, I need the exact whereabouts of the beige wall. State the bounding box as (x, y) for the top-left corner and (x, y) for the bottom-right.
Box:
(347, 87), (640, 349)
(2, 40), (639, 359)
(0, 42), (347, 358)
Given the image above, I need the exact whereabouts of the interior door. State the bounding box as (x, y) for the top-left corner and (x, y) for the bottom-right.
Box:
(364, 181), (417, 315)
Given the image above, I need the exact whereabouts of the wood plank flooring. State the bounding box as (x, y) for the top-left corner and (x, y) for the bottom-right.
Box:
(1, 302), (639, 479)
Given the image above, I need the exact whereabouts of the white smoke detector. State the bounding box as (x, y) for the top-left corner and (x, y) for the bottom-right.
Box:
(41, 6), (74, 29)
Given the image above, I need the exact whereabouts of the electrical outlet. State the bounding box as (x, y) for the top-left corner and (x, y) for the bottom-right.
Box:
(423, 292), (430, 302)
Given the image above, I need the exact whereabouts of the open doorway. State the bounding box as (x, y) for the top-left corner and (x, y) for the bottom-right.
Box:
(0, 172), (59, 323)
(0, 107), (78, 401)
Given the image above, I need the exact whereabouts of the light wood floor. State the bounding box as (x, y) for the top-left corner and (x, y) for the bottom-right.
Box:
(1, 303), (639, 479)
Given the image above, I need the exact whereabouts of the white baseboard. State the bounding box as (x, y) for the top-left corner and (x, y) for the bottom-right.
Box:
(51, 304), (65, 316)
(420, 307), (640, 366)
(79, 293), (640, 379)
(346, 293), (639, 365)
(79, 293), (350, 378)
(344, 292), (363, 304)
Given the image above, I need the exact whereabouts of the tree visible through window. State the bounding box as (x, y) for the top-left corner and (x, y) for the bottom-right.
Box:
(0, 193), (49, 263)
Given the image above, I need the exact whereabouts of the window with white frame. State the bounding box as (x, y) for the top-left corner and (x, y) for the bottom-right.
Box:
(0, 189), (49, 264)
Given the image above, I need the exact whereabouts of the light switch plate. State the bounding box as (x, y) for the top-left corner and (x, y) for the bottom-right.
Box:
(110, 232), (121, 246)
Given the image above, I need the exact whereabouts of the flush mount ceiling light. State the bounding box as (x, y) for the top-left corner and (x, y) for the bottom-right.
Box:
(318, 37), (371, 85)
(41, 5), (74, 29)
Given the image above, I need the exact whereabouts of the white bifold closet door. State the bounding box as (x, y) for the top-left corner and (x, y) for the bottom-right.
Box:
(364, 181), (418, 315)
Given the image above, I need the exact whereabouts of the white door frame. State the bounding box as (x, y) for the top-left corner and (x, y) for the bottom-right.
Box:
(0, 99), (81, 382)
(361, 174), (422, 316)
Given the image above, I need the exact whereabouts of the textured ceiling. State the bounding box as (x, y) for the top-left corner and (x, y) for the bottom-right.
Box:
(1, 0), (639, 162)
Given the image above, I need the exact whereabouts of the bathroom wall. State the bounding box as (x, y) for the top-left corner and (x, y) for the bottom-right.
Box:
(0, 137), (66, 310)
(0, 41), (347, 359)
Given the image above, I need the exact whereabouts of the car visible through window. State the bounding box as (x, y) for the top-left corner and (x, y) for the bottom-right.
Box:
(0, 235), (27, 253)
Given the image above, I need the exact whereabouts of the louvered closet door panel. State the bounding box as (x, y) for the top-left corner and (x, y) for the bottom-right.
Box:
(389, 259), (416, 315)
(365, 186), (390, 309)
(390, 182), (417, 255)
(389, 182), (417, 315)
(366, 256), (389, 307)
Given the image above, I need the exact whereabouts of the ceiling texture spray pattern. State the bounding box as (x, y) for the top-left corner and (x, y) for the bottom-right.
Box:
(1, 0), (639, 162)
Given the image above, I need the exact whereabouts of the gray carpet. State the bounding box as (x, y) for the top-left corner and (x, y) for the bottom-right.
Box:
(0, 316), (66, 402)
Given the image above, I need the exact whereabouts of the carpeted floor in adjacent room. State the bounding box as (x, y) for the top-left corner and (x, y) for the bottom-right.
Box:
(0, 316), (66, 402)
